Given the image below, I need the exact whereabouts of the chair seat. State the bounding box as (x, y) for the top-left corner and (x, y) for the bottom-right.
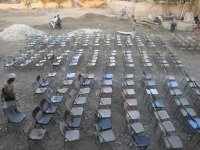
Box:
(169, 89), (182, 96)
(99, 129), (115, 143)
(40, 80), (50, 87)
(35, 87), (47, 94)
(90, 59), (97, 63)
(166, 81), (179, 88)
(96, 118), (112, 131)
(152, 100), (165, 109)
(144, 63), (153, 67)
(164, 136), (183, 149)
(48, 72), (57, 77)
(45, 103), (57, 113)
(125, 99), (138, 107)
(35, 63), (44, 67)
(66, 117), (81, 128)
(51, 96), (63, 103)
(82, 73), (95, 79)
(161, 63), (170, 67)
(103, 80), (112, 86)
(39, 60), (46, 63)
(130, 122), (145, 134)
(101, 87), (112, 94)
(126, 63), (134, 67)
(81, 79), (91, 86)
(175, 98), (189, 106)
(156, 110), (169, 121)
(161, 60), (168, 64)
(29, 129), (46, 140)
(107, 62), (115, 67)
(79, 88), (90, 95)
(195, 89), (200, 95)
(65, 130), (80, 141)
(164, 75), (175, 81)
(74, 97), (86, 105)
(145, 80), (156, 87)
(180, 108), (196, 117)
(125, 74), (134, 79)
(57, 88), (68, 94)
(53, 62), (60, 66)
(159, 121), (175, 133)
(124, 80), (134, 86)
(103, 73), (113, 79)
(69, 62), (77, 67)
(63, 80), (73, 85)
(187, 118), (200, 130)
(146, 89), (158, 95)
(87, 63), (96, 66)
(38, 114), (53, 124)
(5, 63), (14, 67)
(132, 135), (150, 148)
(124, 89), (135, 95)
(126, 110), (140, 120)
(71, 107), (83, 116)
(100, 98), (112, 105)
(66, 73), (76, 79)
(98, 109), (111, 118)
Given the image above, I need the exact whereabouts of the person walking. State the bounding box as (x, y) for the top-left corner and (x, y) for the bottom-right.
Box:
(1, 73), (17, 108)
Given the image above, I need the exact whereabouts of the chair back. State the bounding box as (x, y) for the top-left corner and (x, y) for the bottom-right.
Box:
(63, 110), (71, 122)
(23, 120), (34, 136)
(95, 91), (101, 99)
(74, 81), (80, 90)
(69, 89), (77, 99)
(183, 70), (189, 78)
(31, 81), (39, 91)
(46, 87), (54, 99)
(59, 121), (67, 136)
(61, 66), (68, 75)
(39, 98), (49, 111)
(36, 75), (41, 83)
(32, 107), (43, 123)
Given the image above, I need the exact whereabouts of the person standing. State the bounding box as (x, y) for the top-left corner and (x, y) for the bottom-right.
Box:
(131, 15), (136, 38)
(56, 15), (62, 29)
(1, 73), (17, 108)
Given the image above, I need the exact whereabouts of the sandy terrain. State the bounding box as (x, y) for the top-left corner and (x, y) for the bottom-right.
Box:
(0, 8), (200, 150)
(0, 8), (115, 31)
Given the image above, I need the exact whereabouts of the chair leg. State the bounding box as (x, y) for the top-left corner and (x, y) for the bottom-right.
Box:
(154, 121), (158, 133)
(183, 83), (188, 91)
(180, 78), (185, 85)
(63, 138), (65, 150)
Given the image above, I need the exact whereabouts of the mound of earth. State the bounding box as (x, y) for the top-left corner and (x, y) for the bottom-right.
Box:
(62, 13), (111, 23)
(0, 24), (45, 41)
(78, 13), (109, 20)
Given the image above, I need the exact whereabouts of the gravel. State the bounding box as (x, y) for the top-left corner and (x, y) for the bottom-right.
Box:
(0, 24), (45, 41)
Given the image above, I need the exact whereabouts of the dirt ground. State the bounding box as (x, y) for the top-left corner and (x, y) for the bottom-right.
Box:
(0, 8), (200, 150)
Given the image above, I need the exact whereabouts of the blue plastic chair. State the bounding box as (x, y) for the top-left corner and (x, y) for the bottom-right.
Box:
(130, 135), (150, 150)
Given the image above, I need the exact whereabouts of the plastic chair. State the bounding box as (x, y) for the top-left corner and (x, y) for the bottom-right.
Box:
(63, 110), (81, 128)
(32, 106), (53, 127)
(23, 120), (46, 150)
(39, 98), (58, 114)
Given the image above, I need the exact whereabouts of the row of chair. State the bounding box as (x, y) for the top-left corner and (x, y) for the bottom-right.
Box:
(122, 47), (150, 150)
